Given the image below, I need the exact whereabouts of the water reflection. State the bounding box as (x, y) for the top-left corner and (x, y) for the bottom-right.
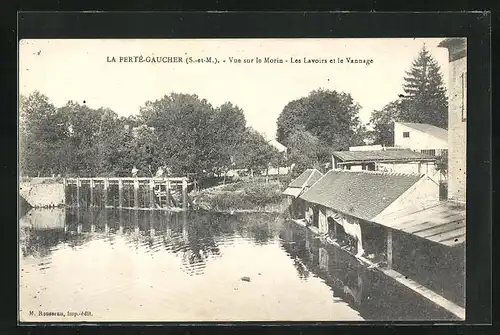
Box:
(279, 222), (459, 321)
(19, 208), (458, 321)
(21, 208), (283, 277)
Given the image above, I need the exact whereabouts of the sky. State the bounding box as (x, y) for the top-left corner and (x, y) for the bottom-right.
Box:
(19, 38), (449, 140)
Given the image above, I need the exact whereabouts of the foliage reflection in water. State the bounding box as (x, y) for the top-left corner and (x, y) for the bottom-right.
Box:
(19, 208), (457, 322)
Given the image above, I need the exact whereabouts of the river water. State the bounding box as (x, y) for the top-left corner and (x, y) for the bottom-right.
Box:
(19, 207), (458, 322)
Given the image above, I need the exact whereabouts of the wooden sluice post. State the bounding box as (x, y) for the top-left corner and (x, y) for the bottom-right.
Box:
(76, 177), (81, 207)
(166, 211), (172, 237)
(387, 229), (393, 270)
(103, 178), (109, 208)
(165, 180), (170, 208)
(182, 210), (188, 242)
(150, 207), (155, 238)
(118, 179), (123, 208)
(149, 179), (155, 208)
(89, 178), (95, 207)
(134, 208), (139, 233)
(182, 178), (188, 210)
(133, 178), (139, 209)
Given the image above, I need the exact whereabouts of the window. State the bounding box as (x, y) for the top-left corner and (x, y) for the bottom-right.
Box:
(421, 149), (436, 156)
(461, 71), (467, 122)
(403, 131), (410, 138)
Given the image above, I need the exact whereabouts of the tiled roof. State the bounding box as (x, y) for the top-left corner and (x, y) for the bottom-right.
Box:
(398, 122), (448, 141)
(299, 169), (423, 221)
(375, 201), (466, 247)
(332, 149), (434, 163)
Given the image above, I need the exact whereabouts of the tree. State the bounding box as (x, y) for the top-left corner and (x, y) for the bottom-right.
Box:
(56, 102), (126, 176)
(435, 150), (448, 175)
(138, 93), (251, 179)
(368, 100), (405, 147)
(139, 93), (218, 175)
(286, 128), (326, 173)
(19, 91), (69, 176)
(276, 89), (363, 172)
(400, 44), (448, 128)
(276, 97), (309, 147)
(129, 125), (162, 176)
(236, 128), (279, 175)
(277, 89), (362, 150)
(211, 102), (247, 178)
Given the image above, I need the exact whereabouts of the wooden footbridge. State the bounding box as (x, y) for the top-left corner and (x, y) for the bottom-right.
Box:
(64, 177), (192, 211)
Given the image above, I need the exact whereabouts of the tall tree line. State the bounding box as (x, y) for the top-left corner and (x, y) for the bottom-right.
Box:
(19, 92), (282, 178)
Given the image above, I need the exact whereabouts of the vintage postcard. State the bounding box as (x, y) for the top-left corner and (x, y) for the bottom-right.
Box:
(18, 37), (466, 322)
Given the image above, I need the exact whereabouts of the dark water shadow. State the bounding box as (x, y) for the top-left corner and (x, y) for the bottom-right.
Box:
(279, 222), (460, 321)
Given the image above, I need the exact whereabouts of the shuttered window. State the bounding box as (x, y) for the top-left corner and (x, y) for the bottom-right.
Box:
(421, 149), (436, 156)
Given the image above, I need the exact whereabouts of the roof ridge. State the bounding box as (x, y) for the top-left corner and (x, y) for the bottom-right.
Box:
(301, 169), (317, 189)
(329, 168), (423, 178)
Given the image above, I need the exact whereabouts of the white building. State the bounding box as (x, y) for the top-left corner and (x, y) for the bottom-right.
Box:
(394, 122), (448, 157)
(331, 149), (442, 183)
(267, 138), (287, 159)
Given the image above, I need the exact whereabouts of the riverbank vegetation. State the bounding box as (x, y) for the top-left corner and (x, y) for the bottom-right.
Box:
(190, 177), (289, 213)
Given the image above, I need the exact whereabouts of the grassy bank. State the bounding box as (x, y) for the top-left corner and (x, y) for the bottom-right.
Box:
(190, 178), (290, 213)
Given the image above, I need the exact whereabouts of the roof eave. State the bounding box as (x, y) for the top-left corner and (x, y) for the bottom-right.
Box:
(337, 158), (435, 164)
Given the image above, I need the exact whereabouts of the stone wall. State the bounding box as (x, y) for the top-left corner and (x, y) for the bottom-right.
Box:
(19, 208), (66, 229)
(19, 181), (65, 208)
(447, 55), (467, 202)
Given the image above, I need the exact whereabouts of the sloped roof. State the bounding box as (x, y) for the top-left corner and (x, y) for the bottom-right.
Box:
(438, 38), (466, 50)
(332, 149), (435, 163)
(267, 139), (287, 152)
(398, 122), (448, 141)
(289, 169), (323, 188)
(299, 170), (423, 221)
(282, 187), (303, 198)
(283, 169), (323, 198)
(375, 201), (466, 247)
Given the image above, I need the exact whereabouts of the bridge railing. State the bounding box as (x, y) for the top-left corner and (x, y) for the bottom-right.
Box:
(64, 177), (191, 211)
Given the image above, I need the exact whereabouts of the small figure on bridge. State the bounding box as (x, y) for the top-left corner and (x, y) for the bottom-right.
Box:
(155, 166), (165, 177)
(131, 165), (138, 177)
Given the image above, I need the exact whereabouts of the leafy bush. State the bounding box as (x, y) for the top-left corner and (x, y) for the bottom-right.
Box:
(193, 179), (287, 212)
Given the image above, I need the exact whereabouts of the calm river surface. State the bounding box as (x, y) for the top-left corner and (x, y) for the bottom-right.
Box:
(19, 207), (458, 322)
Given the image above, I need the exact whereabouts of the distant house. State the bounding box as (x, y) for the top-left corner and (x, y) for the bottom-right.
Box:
(267, 138), (288, 159)
(331, 149), (441, 182)
(264, 166), (290, 176)
(282, 168), (323, 219)
(394, 122), (448, 157)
